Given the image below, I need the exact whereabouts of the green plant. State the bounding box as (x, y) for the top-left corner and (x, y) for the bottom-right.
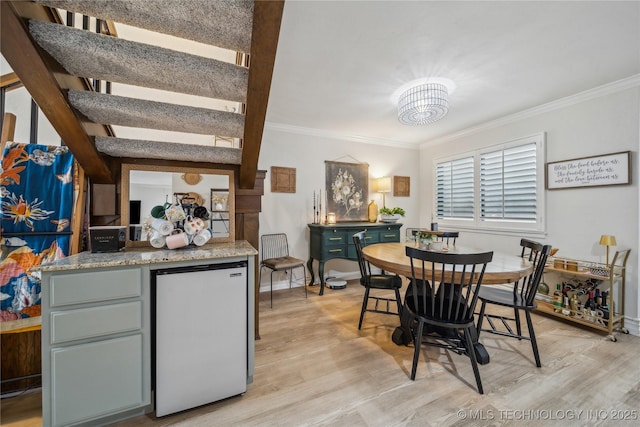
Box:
(416, 231), (438, 242)
(379, 206), (405, 216)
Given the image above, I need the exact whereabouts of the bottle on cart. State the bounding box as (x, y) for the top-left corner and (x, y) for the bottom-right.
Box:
(553, 284), (563, 313)
(569, 293), (580, 314)
(586, 291), (597, 310)
(562, 294), (572, 316)
(594, 289), (602, 307)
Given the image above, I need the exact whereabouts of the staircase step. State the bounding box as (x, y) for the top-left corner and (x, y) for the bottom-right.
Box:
(95, 136), (241, 164)
(36, 0), (254, 53)
(29, 20), (248, 102)
(69, 90), (244, 138)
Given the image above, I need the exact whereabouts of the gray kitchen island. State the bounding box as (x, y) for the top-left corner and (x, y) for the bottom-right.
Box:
(35, 241), (257, 427)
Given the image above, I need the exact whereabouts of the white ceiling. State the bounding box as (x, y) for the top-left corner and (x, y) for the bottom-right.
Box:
(265, 0), (640, 148)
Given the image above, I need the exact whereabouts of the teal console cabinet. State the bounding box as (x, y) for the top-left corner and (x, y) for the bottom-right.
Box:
(307, 222), (402, 295)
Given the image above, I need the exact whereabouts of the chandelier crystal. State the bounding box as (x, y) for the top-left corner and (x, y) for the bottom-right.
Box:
(398, 83), (449, 125)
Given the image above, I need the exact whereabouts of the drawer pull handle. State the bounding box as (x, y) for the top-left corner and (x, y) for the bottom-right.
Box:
(383, 234), (396, 237)
(329, 237), (342, 241)
(329, 249), (343, 253)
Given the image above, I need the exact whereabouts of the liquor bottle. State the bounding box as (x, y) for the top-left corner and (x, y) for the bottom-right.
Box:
(562, 295), (572, 316)
(594, 289), (602, 307)
(553, 284), (563, 313)
(601, 291), (609, 309)
(569, 293), (580, 314)
(585, 291), (597, 310)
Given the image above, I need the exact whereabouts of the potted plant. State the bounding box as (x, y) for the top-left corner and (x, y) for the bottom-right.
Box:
(416, 230), (438, 249)
(379, 206), (405, 223)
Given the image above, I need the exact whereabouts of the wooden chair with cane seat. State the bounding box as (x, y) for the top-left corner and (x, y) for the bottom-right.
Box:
(259, 233), (307, 308)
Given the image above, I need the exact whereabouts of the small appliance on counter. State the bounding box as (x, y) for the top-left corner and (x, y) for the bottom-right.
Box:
(89, 226), (126, 253)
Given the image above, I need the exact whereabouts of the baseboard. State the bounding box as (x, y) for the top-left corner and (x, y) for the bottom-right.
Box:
(259, 270), (361, 293)
(623, 315), (640, 337)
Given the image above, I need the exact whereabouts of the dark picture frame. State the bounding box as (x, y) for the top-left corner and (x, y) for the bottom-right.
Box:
(546, 151), (631, 190)
(325, 160), (369, 222)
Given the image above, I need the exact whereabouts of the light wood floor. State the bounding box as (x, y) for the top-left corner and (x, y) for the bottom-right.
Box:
(2, 280), (639, 426)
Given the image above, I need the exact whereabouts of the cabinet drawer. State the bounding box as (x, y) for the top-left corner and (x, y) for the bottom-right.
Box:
(379, 229), (400, 242)
(50, 268), (142, 307)
(322, 230), (348, 245)
(50, 301), (142, 345)
(322, 245), (347, 258)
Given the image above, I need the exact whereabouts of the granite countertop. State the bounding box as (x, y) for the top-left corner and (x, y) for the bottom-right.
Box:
(35, 240), (257, 272)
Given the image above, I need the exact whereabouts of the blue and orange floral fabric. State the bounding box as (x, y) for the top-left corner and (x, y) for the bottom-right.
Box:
(1, 142), (74, 322)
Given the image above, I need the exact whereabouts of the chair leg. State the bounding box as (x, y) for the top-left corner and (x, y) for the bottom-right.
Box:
(394, 287), (402, 318)
(270, 270), (275, 308)
(514, 307), (522, 338)
(410, 319), (424, 380)
(464, 327), (484, 394)
(301, 266), (308, 299)
(358, 288), (370, 330)
(476, 300), (486, 338)
(525, 310), (542, 367)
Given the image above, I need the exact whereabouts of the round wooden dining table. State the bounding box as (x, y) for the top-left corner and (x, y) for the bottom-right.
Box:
(361, 242), (533, 284)
(362, 242), (533, 365)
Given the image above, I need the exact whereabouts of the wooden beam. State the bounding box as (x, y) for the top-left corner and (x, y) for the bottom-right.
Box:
(1, 112), (17, 153)
(0, 72), (23, 91)
(70, 163), (87, 255)
(240, 0), (284, 189)
(0, 1), (114, 183)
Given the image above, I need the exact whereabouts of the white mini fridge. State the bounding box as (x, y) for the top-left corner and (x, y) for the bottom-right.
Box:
(153, 261), (248, 417)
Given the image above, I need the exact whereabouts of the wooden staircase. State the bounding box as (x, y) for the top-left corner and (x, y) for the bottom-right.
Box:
(0, 0), (284, 189)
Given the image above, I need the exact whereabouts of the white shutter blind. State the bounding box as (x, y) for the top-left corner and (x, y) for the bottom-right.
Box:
(436, 156), (474, 219)
(480, 142), (537, 221)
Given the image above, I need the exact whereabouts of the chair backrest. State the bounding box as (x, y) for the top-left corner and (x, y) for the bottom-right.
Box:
(405, 228), (420, 239)
(260, 233), (290, 261)
(438, 231), (459, 246)
(353, 231), (373, 283)
(406, 246), (493, 325)
(517, 239), (552, 305)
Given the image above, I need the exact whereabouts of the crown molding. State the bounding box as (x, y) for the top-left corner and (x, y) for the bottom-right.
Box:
(422, 74), (640, 148)
(264, 75), (639, 151)
(263, 122), (419, 150)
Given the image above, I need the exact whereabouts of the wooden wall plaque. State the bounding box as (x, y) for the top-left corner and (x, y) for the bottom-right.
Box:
(393, 176), (410, 197)
(271, 166), (296, 193)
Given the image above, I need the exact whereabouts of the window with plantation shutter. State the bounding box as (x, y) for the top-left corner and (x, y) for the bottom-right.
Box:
(433, 133), (545, 234)
(480, 143), (537, 221)
(436, 156), (474, 219)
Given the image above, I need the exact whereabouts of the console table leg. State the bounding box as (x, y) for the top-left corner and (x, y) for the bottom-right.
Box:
(319, 261), (326, 295)
(307, 258), (315, 286)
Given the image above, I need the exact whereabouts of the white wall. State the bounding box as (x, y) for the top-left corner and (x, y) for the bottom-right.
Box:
(419, 85), (640, 334)
(258, 128), (421, 285)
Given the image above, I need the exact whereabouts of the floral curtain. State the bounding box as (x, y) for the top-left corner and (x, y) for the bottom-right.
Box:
(1, 142), (74, 323)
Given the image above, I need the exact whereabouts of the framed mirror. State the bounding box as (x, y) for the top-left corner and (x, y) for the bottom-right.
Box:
(121, 164), (235, 247)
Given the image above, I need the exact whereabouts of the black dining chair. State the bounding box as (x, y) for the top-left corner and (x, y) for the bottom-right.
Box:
(405, 246), (493, 394)
(353, 231), (403, 330)
(476, 239), (551, 367)
(438, 231), (459, 246)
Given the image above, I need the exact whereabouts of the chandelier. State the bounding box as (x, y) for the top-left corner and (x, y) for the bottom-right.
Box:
(398, 82), (449, 125)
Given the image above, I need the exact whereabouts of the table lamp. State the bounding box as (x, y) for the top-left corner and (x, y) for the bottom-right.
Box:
(376, 176), (392, 207)
(599, 234), (617, 266)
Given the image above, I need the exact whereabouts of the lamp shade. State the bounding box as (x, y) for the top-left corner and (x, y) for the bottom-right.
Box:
(376, 176), (392, 193)
(599, 235), (617, 246)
